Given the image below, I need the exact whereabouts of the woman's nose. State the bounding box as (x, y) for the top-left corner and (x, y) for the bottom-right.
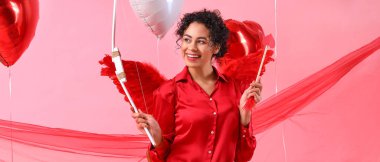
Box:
(188, 42), (198, 51)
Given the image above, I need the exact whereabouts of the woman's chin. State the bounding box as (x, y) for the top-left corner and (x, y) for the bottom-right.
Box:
(185, 59), (200, 67)
(185, 63), (199, 68)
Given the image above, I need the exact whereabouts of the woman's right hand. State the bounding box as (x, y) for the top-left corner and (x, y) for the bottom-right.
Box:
(131, 109), (163, 146)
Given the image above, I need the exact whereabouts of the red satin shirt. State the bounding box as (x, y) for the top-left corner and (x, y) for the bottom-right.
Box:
(148, 67), (256, 162)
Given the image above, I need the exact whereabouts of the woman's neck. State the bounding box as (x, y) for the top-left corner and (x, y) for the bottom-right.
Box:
(188, 65), (216, 82)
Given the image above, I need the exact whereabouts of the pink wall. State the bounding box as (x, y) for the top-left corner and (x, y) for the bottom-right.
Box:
(1, 0), (379, 161)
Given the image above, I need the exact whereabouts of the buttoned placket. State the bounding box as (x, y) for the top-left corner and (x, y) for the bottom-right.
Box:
(204, 83), (220, 159)
(189, 74), (221, 159)
(207, 96), (217, 159)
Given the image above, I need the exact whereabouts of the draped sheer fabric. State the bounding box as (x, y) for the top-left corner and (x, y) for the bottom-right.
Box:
(251, 37), (380, 134)
(0, 37), (379, 161)
(0, 119), (149, 161)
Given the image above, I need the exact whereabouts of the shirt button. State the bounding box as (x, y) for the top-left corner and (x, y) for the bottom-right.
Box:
(242, 135), (246, 138)
(208, 150), (212, 154)
(213, 112), (217, 115)
(211, 131), (214, 134)
(243, 130), (247, 133)
(209, 98), (213, 101)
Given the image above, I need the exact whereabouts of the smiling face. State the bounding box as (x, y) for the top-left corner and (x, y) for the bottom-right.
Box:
(180, 22), (220, 69)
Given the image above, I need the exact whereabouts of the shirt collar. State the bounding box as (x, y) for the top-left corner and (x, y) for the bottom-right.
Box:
(174, 66), (228, 82)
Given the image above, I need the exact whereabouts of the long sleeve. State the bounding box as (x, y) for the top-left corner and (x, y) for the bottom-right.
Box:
(235, 122), (256, 162)
(147, 80), (176, 161)
(233, 80), (257, 161)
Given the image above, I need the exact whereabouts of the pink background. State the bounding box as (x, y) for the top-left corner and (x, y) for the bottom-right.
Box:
(1, 0), (379, 161)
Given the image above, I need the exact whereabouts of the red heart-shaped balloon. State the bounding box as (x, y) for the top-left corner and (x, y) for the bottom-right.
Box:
(0, 0), (39, 67)
(224, 19), (265, 59)
(217, 19), (274, 83)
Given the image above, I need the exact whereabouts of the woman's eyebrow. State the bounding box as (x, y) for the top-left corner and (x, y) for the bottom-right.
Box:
(197, 37), (207, 40)
(183, 34), (208, 40)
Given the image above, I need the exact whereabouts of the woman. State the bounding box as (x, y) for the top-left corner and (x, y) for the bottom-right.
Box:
(132, 9), (262, 162)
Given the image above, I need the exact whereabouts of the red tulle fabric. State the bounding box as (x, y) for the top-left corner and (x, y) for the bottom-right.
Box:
(251, 36), (380, 134)
(1, 37), (379, 162)
(0, 119), (149, 161)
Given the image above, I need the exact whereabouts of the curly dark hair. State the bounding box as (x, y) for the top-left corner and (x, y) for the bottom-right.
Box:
(176, 9), (229, 58)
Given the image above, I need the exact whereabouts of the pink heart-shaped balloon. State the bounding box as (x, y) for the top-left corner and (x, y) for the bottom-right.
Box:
(0, 0), (39, 67)
(129, 0), (183, 39)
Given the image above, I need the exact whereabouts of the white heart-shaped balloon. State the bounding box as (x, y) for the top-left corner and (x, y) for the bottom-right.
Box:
(129, 0), (184, 38)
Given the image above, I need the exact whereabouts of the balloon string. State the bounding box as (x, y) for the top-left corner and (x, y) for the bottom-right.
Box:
(8, 67), (14, 162)
(274, 0), (279, 94)
(156, 37), (160, 70)
(9, 67), (12, 97)
(117, 75), (156, 146)
(274, 1), (288, 162)
(282, 123), (288, 162)
(134, 62), (148, 113)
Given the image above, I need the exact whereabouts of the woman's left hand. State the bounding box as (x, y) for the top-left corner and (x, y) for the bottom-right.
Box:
(239, 80), (262, 126)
